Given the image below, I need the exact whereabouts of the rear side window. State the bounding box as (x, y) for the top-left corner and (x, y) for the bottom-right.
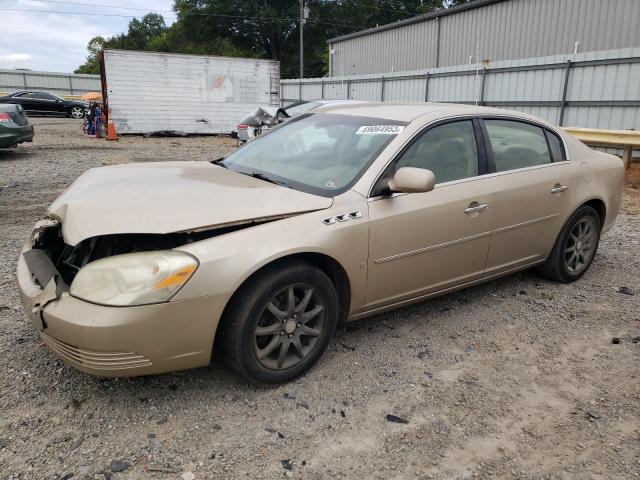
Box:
(395, 120), (479, 184)
(485, 120), (552, 172)
(545, 130), (565, 162)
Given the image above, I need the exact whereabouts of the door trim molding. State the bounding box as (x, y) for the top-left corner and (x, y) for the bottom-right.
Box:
(493, 213), (559, 234)
(374, 230), (491, 264)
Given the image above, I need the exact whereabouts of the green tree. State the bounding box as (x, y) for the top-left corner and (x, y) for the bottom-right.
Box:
(125, 13), (167, 49)
(76, 2), (458, 77)
(75, 14), (168, 74)
(74, 36), (105, 74)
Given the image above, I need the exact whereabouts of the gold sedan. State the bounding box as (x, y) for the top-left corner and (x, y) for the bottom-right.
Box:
(17, 103), (624, 384)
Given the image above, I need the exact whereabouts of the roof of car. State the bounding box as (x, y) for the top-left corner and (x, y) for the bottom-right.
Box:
(313, 102), (545, 124)
(11, 90), (57, 95)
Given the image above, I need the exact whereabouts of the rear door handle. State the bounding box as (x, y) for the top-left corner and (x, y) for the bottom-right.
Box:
(550, 184), (568, 194)
(464, 202), (489, 214)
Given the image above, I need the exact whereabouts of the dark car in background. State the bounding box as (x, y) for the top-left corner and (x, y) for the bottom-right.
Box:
(0, 91), (87, 119)
(0, 104), (34, 148)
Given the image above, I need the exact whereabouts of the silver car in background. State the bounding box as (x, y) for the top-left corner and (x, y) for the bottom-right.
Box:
(236, 100), (359, 144)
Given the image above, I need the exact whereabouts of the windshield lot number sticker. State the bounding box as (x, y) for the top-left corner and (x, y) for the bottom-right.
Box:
(356, 125), (404, 135)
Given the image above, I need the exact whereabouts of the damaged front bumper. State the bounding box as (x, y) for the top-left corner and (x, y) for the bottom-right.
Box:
(17, 221), (231, 377)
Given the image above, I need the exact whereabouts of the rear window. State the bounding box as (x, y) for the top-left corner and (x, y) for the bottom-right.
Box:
(484, 120), (552, 172)
(545, 130), (566, 162)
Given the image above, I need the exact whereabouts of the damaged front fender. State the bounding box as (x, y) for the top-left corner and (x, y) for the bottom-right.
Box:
(18, 246), (68, 331)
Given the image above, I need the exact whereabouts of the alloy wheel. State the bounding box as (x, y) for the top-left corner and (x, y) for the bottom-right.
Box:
(71, 107), (84, 119)
(564, 217), (597, 274)
(253, 284), (325, 370)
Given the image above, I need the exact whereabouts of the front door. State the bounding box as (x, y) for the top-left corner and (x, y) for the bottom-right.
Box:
(34, 92), (60, 114)
(481, 119), (576, 275)
(366, 119), (493, 310)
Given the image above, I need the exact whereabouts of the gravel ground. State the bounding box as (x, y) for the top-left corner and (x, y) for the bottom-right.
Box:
(0, 118), (639, 480)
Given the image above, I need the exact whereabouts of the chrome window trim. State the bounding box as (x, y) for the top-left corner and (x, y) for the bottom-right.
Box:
(366, 113), (571, 199)
(367, 160), (571, 203)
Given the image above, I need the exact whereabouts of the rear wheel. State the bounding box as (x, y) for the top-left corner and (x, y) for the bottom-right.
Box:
(538, 205), (601, 282)
(70, 106), (84, 119)
(216, 261), (338, 385)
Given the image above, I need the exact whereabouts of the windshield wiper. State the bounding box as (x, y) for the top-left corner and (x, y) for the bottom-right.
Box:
(243, 171), (289, 187)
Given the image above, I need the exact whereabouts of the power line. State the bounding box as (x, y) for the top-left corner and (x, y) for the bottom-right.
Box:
(37, 0), (421, 17)
(341, 0), (420, 16)
(340, 0), (444, 13)
(31, 0), (170, 12)
(0, 6), (372, 29)
(0, 7), (177, 19)
(0, 7), (371, 29)
(32, 0), (422, 24)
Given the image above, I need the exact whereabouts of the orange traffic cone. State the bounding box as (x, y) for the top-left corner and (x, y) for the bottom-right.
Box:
(106, 110), (118, 141)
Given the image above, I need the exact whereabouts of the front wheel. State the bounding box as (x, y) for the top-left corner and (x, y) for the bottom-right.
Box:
(538, 205), (601, 283)
(70, 106), (85, 119)
(216, 261), (338, 385)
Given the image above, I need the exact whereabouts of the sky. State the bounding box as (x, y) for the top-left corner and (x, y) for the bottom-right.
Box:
(0, 0), (175, 73)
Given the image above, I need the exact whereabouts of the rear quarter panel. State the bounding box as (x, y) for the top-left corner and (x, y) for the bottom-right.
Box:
(562, 132), (624, 232)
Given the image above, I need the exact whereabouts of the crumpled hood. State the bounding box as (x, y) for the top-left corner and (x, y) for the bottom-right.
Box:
(48, 161), (333, 245)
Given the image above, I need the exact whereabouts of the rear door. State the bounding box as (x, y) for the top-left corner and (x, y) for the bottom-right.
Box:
(10, 92), (37, 112)
(481, 118), (576, 275)
(34, 92), (61, 114)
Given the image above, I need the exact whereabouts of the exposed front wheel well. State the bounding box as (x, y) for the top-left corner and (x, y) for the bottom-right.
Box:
(217, 253), (351, 338)
(286, 253), (351, 325)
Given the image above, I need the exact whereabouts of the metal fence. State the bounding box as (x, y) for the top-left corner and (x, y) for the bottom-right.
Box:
(0, 69), (101, 96)
(281, 48), (640, 132)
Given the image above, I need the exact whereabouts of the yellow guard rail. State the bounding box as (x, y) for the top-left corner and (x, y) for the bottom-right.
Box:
(563, 127), (639, 169)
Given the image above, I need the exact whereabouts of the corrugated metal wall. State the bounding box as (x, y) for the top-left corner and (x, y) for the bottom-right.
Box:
(331, 21), (439, 76)
(0, 69), (100, 95)
(329, 0), (640, 76)
(282, 48), (640, 131)
(104, 50), (280, 134)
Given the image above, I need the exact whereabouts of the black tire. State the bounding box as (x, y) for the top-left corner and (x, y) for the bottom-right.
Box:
(537, 205), (601, 283)
(216, 261), (338, 385)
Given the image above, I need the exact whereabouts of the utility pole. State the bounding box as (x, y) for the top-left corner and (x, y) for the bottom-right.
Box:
(299, 0), (304, 79)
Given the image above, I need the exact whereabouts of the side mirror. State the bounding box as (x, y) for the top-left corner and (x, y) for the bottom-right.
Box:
(388, 167), (436, 194)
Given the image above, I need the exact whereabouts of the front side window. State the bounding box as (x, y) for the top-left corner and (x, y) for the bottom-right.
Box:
(222, 113), (405, 196)
(485, 120), (552, 172)
(395, 120), (479, 184)
(35, 93), (56, 101)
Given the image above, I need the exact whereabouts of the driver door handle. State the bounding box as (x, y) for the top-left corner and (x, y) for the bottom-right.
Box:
(464, 203), (489, 214)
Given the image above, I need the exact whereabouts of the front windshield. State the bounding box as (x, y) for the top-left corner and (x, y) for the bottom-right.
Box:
(222, 113), (406, 196)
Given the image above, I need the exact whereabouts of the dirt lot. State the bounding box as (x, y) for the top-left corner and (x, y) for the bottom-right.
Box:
(0, 118), (639, 480)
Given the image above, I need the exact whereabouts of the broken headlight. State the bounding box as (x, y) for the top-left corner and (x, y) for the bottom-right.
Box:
(70, 251), (198, 306)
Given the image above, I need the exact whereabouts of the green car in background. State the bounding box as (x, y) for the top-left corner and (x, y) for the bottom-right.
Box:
(0, 104), (34, 148)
